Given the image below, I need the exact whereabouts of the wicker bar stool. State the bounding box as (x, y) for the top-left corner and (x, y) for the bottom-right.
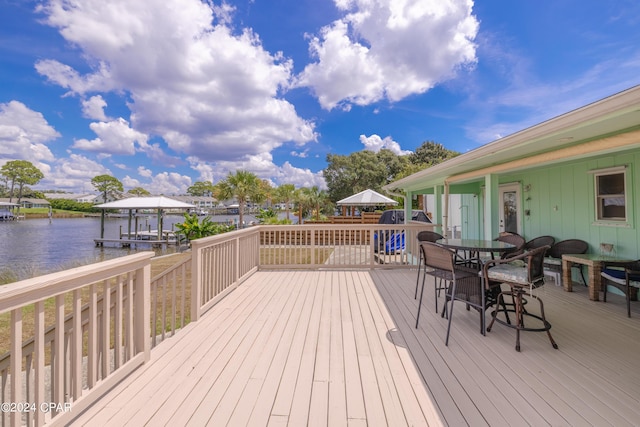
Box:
(484, 245), (558, 352)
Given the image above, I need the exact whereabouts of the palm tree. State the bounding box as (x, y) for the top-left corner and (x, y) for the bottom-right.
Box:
(214, 170), (262, 228)
(304, 186), (329, 221)
(275, 183), (296, 220)
(294, 186), (329, 223)
(293, 188), (311, 224)
(256, 179), (273, 210)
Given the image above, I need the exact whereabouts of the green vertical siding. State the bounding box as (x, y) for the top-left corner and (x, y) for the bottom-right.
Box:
(493, 150), (640, 258)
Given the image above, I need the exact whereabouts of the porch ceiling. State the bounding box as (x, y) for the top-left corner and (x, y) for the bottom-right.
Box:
(386, 85), (640, 193)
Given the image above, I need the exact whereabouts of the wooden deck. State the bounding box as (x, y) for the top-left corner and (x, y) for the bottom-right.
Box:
(69, 270), (640, 426)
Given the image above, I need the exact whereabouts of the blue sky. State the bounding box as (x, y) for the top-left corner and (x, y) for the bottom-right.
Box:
(1, 0), (639, 195)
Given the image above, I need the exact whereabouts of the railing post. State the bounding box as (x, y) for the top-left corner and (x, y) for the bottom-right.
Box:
(235, 235), (240, 283)
(135, 261), (151, 362)
(311, 227), (316, 266)
(10, 309), (22, 427)
(191, 241), (202, 322)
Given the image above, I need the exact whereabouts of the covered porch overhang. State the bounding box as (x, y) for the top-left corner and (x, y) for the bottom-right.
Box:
(384, 85), (640, 238)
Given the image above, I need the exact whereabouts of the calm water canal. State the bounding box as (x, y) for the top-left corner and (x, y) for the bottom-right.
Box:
(0, 215), (188, 281)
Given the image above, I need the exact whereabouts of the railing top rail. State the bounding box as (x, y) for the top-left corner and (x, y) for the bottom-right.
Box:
(188, 223), (436, 252)
(190, 226), (259, 249)
(258, 223), (434, 230)
(0, 251), (154, 314)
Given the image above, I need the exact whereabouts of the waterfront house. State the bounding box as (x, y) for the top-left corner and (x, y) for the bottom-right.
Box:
(43, 193), (99, 204)
(385, 85), (640, 262)
(0, 197), (50, 209)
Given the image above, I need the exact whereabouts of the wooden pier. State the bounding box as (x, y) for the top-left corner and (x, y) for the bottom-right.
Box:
(95, 229), (179, 248)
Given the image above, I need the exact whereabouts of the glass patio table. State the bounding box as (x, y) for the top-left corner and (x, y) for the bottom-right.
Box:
(436, 239), (515, 268)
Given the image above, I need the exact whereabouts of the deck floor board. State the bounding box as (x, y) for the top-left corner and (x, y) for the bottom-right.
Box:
(71, 269), (640, 426)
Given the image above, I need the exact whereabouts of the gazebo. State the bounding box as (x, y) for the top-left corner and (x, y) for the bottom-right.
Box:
(95, 196), (195, 243)
(336, 189), (398, 216)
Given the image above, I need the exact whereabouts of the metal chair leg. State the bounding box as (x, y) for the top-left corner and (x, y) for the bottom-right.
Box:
(415, 270), (428, 328)
(414, 256), (422, 299)
(445, 283), (457, 346)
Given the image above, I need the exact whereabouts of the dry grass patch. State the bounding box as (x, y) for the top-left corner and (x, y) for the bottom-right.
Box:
(0, 252), (193, 358)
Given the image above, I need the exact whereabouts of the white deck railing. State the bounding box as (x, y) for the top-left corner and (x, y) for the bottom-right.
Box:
(0, 222), (434, 426)
(0, 252), (152, 427)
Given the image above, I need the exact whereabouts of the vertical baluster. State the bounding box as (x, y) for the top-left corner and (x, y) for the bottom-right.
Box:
(1, 368), (7, 426)
(72, 289), (82, 400)
(206, 247), (212, 300)
(126, 273), (134, 360)
(180, 264), (186, 328)
(10, 308), (22, 427)
(101, 280), (110, 379)
(151, 276), (157, 348)
(114, 277), (123, 369)
(25, 353), (32, 426)
(88, 283), (98, 387)
(34, 300), (45, 427)
(161, 276), (167, 341)
(52, 294), (64, 408)
(170, 270), (177, 336)
(64, 323), (71, 406)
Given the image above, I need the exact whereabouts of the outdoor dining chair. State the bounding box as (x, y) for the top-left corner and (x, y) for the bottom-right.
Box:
(524, 235), (555, 254)
(415, 242), (501, 346)
(495, 232), (526, 259)
(601, 260), (640, 317)
(484, 245), (558, 352)
(477, 232), (526, 266)
(415, 242), (472, 330)
(414, 230), (444, 301)
(544, 239), (588, 285)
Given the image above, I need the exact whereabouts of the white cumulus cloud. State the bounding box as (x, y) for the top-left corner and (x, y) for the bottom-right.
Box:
(72, 118), (148, 156)
(42, 154), (112, 190)
(35, 0), (317, 167)
(0, 101), (59, 164)
(81, 95), (109, 121)
(360, 134), (411, 155)
(296, 0), (478, 109)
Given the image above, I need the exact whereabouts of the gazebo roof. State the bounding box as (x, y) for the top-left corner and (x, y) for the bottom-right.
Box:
(95, 196), (195, 210)
(336, 189), (398, 206)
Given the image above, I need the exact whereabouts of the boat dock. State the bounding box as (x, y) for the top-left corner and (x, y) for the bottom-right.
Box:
(95, 229), (179, 248)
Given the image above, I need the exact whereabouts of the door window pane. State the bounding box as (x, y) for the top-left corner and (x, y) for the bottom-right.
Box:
(503, 191), (518, 233)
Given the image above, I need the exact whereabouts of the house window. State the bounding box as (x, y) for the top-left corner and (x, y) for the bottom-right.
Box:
(594, 167), (627, 222)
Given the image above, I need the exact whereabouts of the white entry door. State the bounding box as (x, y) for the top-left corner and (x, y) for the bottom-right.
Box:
(499, 184), (521, 234)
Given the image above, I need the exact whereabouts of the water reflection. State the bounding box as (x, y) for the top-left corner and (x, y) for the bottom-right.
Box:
(0, 216), (186, 280)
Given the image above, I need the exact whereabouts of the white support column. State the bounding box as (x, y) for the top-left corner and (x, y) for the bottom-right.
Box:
(405, 191), (413, 223)
(433, 186), (443, 235)
(484, 174), (499, 239)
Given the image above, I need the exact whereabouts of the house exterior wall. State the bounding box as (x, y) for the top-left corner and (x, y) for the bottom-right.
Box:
(458, 147), (640, 258)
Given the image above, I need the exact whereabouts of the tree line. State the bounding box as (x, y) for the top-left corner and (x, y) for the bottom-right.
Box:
(1, 141), (457, 220)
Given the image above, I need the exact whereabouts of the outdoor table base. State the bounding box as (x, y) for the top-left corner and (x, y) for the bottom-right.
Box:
(562, 254), (634, 301)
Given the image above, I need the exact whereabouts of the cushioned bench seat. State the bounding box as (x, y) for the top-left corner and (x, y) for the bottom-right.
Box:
(601, 268), (640, 301)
